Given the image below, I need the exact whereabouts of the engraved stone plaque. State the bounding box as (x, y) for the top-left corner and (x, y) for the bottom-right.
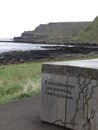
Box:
(40, 59), (98, 130)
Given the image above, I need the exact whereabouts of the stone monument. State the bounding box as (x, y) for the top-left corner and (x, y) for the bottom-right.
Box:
(40, 59), (98, 130)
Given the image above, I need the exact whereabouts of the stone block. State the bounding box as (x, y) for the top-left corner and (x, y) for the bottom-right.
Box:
(40, 59), (98, 130)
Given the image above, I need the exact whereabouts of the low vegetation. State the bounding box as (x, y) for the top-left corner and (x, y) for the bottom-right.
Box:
(75, 16), (98, 43)
(0, 62), (42, 104)
(0, 54), (98, 104)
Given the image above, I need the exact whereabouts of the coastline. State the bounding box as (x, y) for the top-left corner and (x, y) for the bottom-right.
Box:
(0, 44), (98, 65)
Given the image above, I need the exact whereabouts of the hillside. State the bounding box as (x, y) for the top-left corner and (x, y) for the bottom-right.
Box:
(14, 22), (90, 43)
(75, 16), (98, 43)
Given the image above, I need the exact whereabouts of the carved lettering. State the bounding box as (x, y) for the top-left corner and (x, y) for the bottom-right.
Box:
(45, 79), (75, 100)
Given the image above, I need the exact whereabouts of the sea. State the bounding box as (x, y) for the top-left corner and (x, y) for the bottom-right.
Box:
(0, 38), (67, 53)
(0, 42), (50, 53)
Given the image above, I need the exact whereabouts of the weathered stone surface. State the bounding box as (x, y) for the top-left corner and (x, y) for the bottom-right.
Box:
(40, 59), (98, 130)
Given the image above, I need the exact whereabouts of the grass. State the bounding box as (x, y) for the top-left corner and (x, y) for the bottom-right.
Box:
(75, 16), (98, 42)
(0, 62), (42, 104)
(0, 54), (98, 104)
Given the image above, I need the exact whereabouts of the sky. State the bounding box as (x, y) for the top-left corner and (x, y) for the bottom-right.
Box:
(0, 0), (98, 38)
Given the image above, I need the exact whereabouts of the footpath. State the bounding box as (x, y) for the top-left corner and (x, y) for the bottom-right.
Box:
(0, 95), (68, 130)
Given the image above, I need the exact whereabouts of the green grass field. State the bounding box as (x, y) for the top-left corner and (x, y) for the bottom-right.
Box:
(0, 55), (98, 105)
(0, 62), (42, 104)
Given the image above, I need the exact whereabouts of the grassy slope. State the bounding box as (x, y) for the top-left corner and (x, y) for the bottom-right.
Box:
(20, 22), (90, 43)
(0, 62), (42, 104)
(75, 16), (98, 42)
(33, 22), (90, 38)
(15, 16), (98, 43)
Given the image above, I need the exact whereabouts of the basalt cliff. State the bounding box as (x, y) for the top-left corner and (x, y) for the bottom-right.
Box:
(14, 16), (98, 44)
(14, 22), (91, 43)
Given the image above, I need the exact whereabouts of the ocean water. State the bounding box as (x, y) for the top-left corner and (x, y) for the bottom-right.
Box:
(0, 42), (55, 53)
(0, 42), (68, 53)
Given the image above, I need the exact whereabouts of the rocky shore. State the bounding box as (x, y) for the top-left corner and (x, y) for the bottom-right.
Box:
(0, 43), (98, 64)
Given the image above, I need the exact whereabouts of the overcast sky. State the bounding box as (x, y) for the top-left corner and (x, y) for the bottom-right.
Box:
(0, 0), (98, 38)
